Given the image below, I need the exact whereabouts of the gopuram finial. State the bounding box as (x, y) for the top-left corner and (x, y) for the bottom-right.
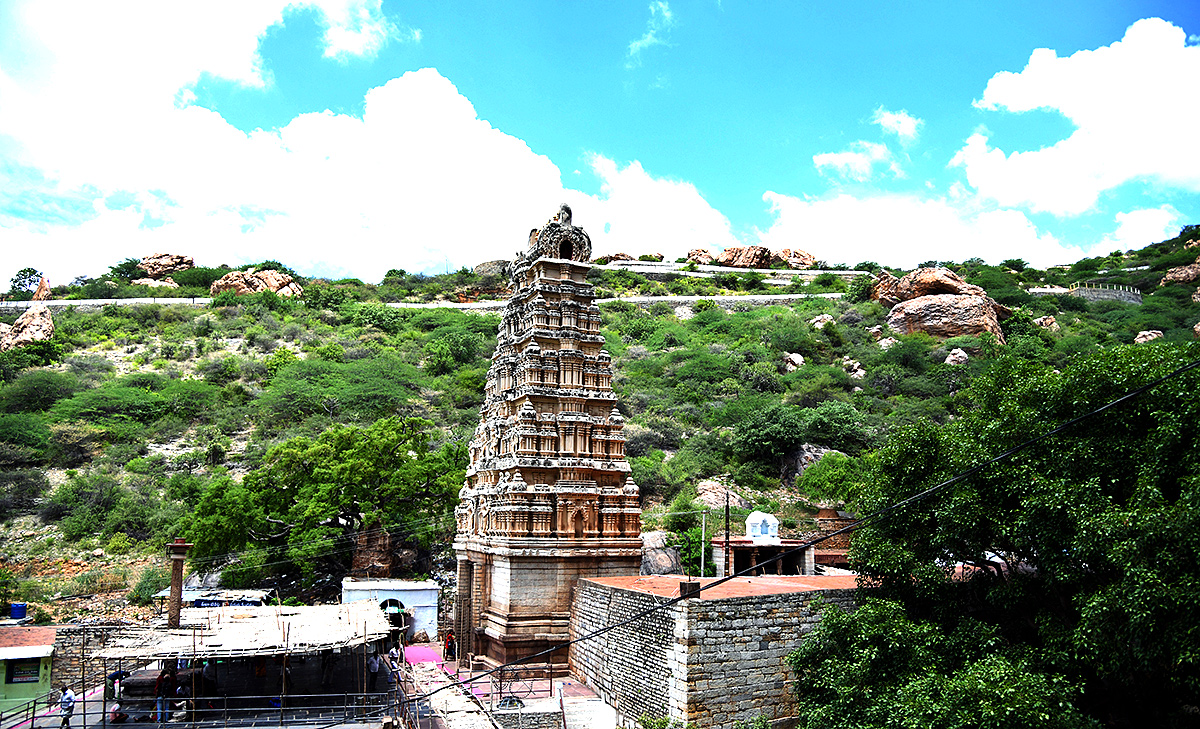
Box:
(522, 203), (591, 263)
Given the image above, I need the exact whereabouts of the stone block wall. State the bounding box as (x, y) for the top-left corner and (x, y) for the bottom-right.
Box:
(492, 706), (563, 729)
(678, 590), (855, 728)
(568, 581), (674, 725)
(52, 625), (137, 687)
(569, 582), (856, 729)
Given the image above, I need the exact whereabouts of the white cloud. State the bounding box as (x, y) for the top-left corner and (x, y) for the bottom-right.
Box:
(951, 18), (1200, 216)
(872, 107), (923, 144)
(626, 2), (676, 69)
(577, 156), (740, 258)
(813, 141), (902, 182)
(1103, 205), (1180, 251)
(311, 0), (412, 60)
(756, 191), (1084, 269)
(0, 1), (739, 286)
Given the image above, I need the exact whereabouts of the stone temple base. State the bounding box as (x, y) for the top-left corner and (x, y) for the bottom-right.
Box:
(456, 545), (642, 669)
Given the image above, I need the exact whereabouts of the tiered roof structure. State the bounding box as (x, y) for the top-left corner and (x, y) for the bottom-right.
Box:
(453, 205), (642, 668)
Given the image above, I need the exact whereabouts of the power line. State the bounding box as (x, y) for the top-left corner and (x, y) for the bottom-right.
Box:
(409, 355), (1200, 704)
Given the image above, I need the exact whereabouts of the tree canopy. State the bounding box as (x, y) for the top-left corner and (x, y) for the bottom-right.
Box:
(187, 416), (465, 580)
(790, 342), (1200, 727)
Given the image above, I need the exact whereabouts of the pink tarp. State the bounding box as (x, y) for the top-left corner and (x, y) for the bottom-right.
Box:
(404, 645), (441, 664)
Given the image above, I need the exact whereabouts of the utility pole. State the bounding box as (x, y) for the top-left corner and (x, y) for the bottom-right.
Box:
(724, 491), (730, 578)
(700, 511), (706, 578)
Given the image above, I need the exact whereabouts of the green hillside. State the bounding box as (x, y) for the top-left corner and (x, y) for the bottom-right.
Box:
(0, 226), (1198, 606)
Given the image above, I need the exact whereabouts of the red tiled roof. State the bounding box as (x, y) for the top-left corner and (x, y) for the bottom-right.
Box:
(0, 627), (56, 649)
(584, 574), (857, 599)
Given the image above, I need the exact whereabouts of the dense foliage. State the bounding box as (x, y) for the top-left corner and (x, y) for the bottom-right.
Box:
(790, 342), (1200, 727)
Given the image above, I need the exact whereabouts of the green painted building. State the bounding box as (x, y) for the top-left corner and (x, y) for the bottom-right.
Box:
(0, 627), (56, 711)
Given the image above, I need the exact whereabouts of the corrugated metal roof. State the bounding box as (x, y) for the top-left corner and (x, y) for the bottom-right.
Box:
(96, 600), (391, 660)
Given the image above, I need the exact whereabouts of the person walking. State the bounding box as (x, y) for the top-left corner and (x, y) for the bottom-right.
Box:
(366, 653), (381, 693)
(154, 668), (176, 723)
(59, 684), (76, 729)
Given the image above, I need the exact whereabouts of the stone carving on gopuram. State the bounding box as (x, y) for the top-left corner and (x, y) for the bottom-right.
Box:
(453, 204), (642, 670)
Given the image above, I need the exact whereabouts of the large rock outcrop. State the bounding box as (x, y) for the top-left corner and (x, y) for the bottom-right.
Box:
(1135, 330), (1164, 344)
(873, 267), (1010, 342)
(887, 294), (1006, 343)
(773, 248), (817, 269)
(1160, 259), (1200, 286)
(138, 253), (194, 279)
(0, 305), (55, 351)
(473, 260), (510, 279)
(716, 245), (774, 269)
(878, 267), (987, 308)
(132, 278), (180, 289)
(695, 478), (750, 509)
(210, 269), (303, 297)
(686, 249), (716, 265)
(32, 278), (51, 302)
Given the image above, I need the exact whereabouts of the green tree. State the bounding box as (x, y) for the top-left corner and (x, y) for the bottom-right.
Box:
(810, 343), (1200, 727)
(9, 267), (42, 294)
(188, 417), (465, 578)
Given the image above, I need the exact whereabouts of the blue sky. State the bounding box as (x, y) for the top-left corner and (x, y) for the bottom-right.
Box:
(1, 1), (1198, 285)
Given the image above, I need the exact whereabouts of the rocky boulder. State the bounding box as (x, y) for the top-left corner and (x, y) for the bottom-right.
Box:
(32, 278), (50, 301)
(0, 305), (54, 352)
(1160, 261), (1200, 286)
(138, 253), (194, 279)
(781, 352), (805, 372)
(473, 260), (510, 279)
(716, 245), (773, 269)
(695, 478), (750, 509)
(784, 444), (844, 488)
(878, 336), (898, 350)
(842, 356), (866, 380)
(641, 253), (665, 262)
(890, 267), (988, 303)
(132, 277), (180, 289)
(773, 248), (817, 269)
(1135, 330), (1164, 344)
(210, 269), (303, 297)
(873, 270), (901, 305)
(887, 294), (1005, 343)
(944, 348), (969, 366)
(1195, 321), (1200, 339)
(809, 313), (835, 328)
(1033, 315), (1061, 333)
(686, 249), (716, 265)
(641, 546), (683, 576)
(594, 253), (635, 264)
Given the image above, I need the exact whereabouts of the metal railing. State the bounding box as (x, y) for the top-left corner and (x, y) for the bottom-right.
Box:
(2, 690), (398, 729)
(1068, 281), (1141, 293)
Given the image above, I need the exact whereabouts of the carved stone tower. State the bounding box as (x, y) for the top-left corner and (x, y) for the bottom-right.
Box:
(453, 205), (642, 669)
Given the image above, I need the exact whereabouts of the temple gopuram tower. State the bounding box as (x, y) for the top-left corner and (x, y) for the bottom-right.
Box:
(453, 205), (642, 669)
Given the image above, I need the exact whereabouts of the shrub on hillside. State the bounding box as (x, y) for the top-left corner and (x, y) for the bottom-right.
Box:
(128, 566), (170, 606)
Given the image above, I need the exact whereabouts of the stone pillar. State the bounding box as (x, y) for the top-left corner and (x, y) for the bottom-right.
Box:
(165, 538), (192, 629)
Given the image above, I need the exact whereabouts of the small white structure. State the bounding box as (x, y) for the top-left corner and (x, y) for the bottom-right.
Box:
(341, 578), (440, 641)
(746, 511), (780, 544)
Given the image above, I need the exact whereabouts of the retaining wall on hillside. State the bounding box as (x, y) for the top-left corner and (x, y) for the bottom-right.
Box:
(1067, 287), (1143, 304)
